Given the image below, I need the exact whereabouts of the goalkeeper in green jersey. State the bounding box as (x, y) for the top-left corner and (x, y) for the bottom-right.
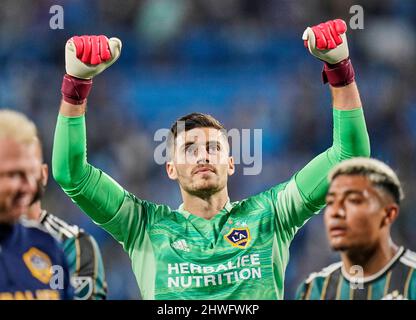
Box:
(296, 158), (416, 300)
(52, 19), (370, 299)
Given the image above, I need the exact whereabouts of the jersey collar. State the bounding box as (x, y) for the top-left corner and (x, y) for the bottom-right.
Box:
(177, 198), (233, 219)
(341, 246), (405, 284)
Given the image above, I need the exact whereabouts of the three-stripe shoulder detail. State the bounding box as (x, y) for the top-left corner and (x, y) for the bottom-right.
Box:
(40, 211), (80, 240)
(305, 261), (343, 284)
(400, 249), (416, 268)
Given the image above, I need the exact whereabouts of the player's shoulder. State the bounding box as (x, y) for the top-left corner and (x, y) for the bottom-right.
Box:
(20, 218), (57, 238)
(19, 218), (63, 250)
(237, 177), (298, 210)
(127, 192), (176, 222)
(41, 211), (102, 244)
(304, 261), (343, 284)
(232, 180), (290, 210)
(40, 210), (81, 241)
(399, 248), (416, 268)
(249, 179), (292, 201)
(398, 248), (416, 300)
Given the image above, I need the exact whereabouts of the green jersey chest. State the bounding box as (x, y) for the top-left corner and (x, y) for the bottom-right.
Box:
(148, 206), (276, 299)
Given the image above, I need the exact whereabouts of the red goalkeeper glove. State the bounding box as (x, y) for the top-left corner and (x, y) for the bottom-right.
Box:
(61, 35), (122, 105)
(303, 19), (355, 87)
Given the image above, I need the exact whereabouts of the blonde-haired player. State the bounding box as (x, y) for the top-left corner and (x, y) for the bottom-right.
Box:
(0, 109), (73, 299)
(0, 109), (107, 299)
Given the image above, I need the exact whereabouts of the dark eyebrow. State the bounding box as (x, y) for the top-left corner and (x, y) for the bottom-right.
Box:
(180, 140), (223, 151)
(180, 141), (195, 150)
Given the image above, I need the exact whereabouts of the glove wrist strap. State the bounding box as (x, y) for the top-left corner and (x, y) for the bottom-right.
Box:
(61, 74), (92, 105)
(322, 58), (355, 87)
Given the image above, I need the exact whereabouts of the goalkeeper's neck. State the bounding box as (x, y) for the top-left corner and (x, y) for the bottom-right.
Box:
(180, 187), (230, 220)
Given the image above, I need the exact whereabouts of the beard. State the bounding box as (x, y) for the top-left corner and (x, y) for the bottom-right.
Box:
(184, 181), (223, 198)
(31, 177), (45, 205)
(181, 175), (226, 199)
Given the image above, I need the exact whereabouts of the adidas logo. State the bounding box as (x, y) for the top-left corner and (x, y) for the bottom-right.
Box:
(171, 239), (190, 252)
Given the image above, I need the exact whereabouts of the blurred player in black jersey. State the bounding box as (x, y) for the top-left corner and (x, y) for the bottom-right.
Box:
(297, 158), (416, 300)
(24, 130), (108, 300)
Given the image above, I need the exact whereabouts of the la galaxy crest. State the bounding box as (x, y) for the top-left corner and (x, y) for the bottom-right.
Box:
(224, 227), (251, 248)
(23, 247), (53, 284)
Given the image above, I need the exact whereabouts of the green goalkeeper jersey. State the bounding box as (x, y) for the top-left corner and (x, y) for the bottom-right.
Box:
(52, 108), (370, 300)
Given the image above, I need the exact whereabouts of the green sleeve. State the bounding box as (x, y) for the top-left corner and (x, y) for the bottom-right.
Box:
(268, 108), (370, 238)
(295, 107), (370, 212)
(52, 114), (169, 252)
(52, 114), (125, 225)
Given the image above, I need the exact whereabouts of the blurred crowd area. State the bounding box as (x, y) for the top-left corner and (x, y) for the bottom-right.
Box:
(0, 0), (415, 299)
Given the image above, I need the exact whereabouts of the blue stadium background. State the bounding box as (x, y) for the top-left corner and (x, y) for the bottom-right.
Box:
(1, 0), (415, 299)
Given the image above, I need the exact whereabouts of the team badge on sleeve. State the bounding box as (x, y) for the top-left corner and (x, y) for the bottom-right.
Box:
(22, 247), (53, 284)
(224, 227), (251, 249)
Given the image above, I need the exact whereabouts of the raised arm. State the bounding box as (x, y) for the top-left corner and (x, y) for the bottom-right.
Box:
(296, 19), (370, 211)
(331, 81), (361, 111)
(52, 35), (125, 224)
(271, 20), (370, 236)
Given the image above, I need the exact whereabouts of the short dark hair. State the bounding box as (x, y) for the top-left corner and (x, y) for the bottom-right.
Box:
(170, 113), (225, 138)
